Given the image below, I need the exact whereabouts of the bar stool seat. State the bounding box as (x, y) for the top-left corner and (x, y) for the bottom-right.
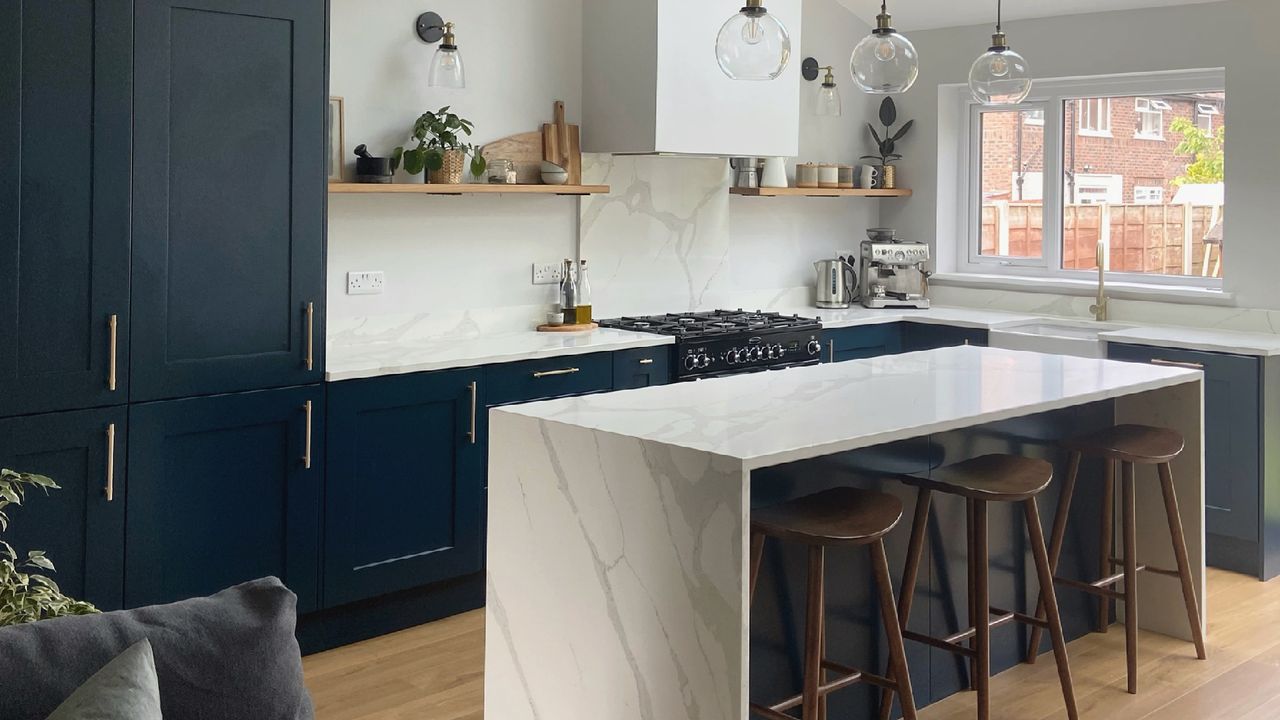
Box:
(897, 454), (1052, 501)
(749, 487), (918, 720)
(1063, 424), (1184, 464)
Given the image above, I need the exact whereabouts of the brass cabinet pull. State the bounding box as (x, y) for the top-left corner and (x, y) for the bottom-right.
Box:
(301, 400), (313, 469)
(304, 302), (315, 371)
(828, 340), (835, 363)
(107, 315), (118, 391)
(638, 358), (655, 365)
(1150, 358), (1205, 370)
(467, 382), (478, 444)
(532, 367), (580, 378)
(105, 423), (116, 502)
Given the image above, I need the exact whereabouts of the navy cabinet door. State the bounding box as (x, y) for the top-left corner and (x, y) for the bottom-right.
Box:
(325, 370), (484, 608)
(825, 324), (904, 363)
(612, 347), (674, 390)
(0, 2), (131, 417)
(902, 324), (988, 352)
(0, 407), (127, 610)
(1109, 344), (1261, 570)
(125, 386), (323, 611)
(130, 0), (326, 401)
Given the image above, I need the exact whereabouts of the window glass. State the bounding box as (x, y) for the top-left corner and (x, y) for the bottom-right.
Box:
(1078, 98), (1111, 135)
(978, 109), (1044, 259)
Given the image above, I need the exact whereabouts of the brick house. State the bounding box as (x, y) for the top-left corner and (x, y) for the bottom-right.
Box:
(981, 92), (1225, 205)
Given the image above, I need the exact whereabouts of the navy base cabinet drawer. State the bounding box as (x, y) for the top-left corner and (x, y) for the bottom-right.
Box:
(612, 347), (673, 390)
(485, 352), (614, 406)
(1108, 343), (1261, 574)
(125, 385), (324, 612)
(903, 324), (988, 352)
(324, 369), (484, 608)
(825, 324), (904, 363)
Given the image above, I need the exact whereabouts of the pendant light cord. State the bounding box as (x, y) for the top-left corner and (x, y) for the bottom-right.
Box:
(997, 0), (1003, 32)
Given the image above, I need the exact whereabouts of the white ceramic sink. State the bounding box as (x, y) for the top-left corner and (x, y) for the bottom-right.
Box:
(988, 318), (1129, 359)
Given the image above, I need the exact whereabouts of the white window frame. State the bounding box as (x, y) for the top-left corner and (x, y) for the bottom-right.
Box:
(956, 69), (1226, 289)
(1134, 185), (1164, 204)
(1023, 108), (1045, 126)
(1077, 97), (1111, 137)
(1197, 102), (1219, 132)
(1134, 97), (1167, 139)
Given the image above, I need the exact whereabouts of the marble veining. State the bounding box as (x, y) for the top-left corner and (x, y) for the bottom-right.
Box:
(498, 346), (1201, 470)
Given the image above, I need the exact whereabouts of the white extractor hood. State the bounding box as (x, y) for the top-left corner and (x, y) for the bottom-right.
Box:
(582, 0), (802, 158)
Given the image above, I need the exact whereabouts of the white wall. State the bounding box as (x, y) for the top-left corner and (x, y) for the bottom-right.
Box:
(328, 0), (882, 326)
(880, 0), (1280, 310)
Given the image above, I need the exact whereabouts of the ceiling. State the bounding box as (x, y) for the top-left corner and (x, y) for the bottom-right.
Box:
(836, 0), (1228, 32)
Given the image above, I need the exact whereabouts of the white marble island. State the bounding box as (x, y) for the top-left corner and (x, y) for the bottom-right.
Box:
(485, 346), (1205, 720)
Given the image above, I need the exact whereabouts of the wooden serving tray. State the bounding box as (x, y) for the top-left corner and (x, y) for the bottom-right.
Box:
(536, 322), (598, 333)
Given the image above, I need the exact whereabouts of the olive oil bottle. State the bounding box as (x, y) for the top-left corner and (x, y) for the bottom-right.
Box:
(574, 260), (593, 324)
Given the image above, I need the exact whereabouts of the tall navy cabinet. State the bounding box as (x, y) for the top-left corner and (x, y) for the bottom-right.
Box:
(0, 2), (132, 418)
(130, 0), (326, 402)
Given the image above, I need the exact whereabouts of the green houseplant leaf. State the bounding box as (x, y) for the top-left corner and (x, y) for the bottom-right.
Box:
(397, 106), (487, 183)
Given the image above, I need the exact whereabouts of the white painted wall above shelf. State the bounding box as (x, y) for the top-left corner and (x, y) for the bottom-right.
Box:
(328, 183), (610, 196)
(730, 187), (912, 198)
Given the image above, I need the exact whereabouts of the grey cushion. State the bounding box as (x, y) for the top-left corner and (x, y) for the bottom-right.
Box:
(0, 577), (314, 720)
(46, 639), (162, 720)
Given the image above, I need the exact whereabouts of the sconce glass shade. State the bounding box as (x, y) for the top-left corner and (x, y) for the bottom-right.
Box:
(969, 43), (1032, 105)
(716, 4), (792, 81)
(816, 82), (842, 116)
(429, 45), (466, 88)
(850, 25), (918, 94)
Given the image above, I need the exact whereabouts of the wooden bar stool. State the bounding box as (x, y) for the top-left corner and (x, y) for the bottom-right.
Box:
(1025, 424), (1206, 694)
(878, 455), (1079, 720)
(749, 487), (918, 720)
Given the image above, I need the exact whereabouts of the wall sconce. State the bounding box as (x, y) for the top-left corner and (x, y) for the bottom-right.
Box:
(803, 57), (842, 117)
(415, 11), (466, 89)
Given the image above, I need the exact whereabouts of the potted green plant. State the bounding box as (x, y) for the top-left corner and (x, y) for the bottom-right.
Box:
(392, 106), (486, 184)
(0, 469), (98, 626)
(862, 97), (914, 189)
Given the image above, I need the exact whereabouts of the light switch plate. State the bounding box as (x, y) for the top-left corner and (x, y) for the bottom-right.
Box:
(532, 262), (564, 285)
(347, 271), (385, 295)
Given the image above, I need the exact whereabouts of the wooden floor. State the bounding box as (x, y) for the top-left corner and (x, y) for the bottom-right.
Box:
(304, 568), (1280, 720)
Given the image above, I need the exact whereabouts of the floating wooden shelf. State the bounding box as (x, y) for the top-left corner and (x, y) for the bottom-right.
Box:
(328, 183), (610, 196)
(729, 187), (913, 198)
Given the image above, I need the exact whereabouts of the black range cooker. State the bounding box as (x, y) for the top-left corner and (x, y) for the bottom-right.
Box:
(599, 310), (824, 381)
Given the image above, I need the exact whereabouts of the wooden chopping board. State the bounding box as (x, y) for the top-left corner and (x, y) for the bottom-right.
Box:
(480, 131), (543, 184)
(542, 100), (583, 186)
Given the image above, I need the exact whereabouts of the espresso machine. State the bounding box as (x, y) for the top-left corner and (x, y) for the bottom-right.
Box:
(859, 229), (932, 309)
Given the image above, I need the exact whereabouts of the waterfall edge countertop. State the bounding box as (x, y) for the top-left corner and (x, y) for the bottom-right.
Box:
(496, 345), (1201, 470)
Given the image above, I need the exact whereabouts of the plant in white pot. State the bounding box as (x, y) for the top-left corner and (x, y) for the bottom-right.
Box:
(0, 469), (99, 626)
(393, 106), (486, 184)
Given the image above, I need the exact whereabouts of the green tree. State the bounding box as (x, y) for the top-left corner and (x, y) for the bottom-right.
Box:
(1170, 117), (1225, 186)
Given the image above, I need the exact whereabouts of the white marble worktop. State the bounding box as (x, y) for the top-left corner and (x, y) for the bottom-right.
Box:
(1099, 324), (1280, 357)
(497, 345), (1200, 470)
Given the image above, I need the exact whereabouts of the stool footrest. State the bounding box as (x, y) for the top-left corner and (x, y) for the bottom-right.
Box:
(1107, 556), (1179, 578)
(1056, 574), (1126, 600)
(752, 661), (897, 718)
(988, 605), (1050, 631)
(905, 629), (978, 658)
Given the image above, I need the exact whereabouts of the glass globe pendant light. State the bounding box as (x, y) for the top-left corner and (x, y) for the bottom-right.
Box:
(850, 0), (918, 94)
(716, 0), (792, 81)
(816, 66), (843, 116)
(968, 0), (1032, 105)
(427, 22), (466, 89)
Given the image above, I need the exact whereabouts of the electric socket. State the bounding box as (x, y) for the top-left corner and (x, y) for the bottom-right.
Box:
(347, 271), (385, 295)
(532, 262), (564, 285)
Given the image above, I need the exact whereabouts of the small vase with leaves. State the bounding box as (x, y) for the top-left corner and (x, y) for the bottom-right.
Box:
(861, 97), (913, 190)
(1, 469), (98, 627)
(392, 106), (487, 184)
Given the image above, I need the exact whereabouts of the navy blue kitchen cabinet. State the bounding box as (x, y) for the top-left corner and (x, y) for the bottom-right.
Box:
(824, 324), (904, 363)
(324, 369), (484, 608)
(125, 386), (324, 612)
(1108, 343), (1264, 576)
(0, 1), (132, 418)
(485, 353), (616, 406)
(0, 408), (127, 611)
(903, 323), (988, 352)
(612, 347), (674, 390)
(130, 0), (327, 402)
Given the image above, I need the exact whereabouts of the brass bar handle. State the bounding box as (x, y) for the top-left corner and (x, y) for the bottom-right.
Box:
(301, 400), (313, 469)
(107, 314), (118, 391)
(304, 302), (315, 371)
(532, 367), (580, 379)
(467, 382), (478, 445)
(638, 358), (655, 365)
(828, 340), (835, 363)
(105, 423), (116, 502)
(1150, 358), (1205, 371)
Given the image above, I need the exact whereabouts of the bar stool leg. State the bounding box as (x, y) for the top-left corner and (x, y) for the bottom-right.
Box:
(803, 545), (826, 720)
(973, 500), (990, 720)
(872, 539), (919, 720)
(967, 499), (979, 692)
(1027, 450), (1081, 664)
(749, 530), (765, 607)
(879, 488), (930, 720)
(1157, 462), (1208, 660)
(1122, 462), (1139, 695)
(1099, 459), (1115, 633)
(1024, 497), (1079, 720)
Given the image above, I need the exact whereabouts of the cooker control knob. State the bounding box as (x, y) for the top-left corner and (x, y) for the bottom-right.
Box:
(684, 355), (698, 371)
(698, 354), (712, 369)
(807, 340), (821, 356)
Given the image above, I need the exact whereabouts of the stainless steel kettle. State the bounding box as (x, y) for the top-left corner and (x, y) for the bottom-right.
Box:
(814, 257), (858, 309)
